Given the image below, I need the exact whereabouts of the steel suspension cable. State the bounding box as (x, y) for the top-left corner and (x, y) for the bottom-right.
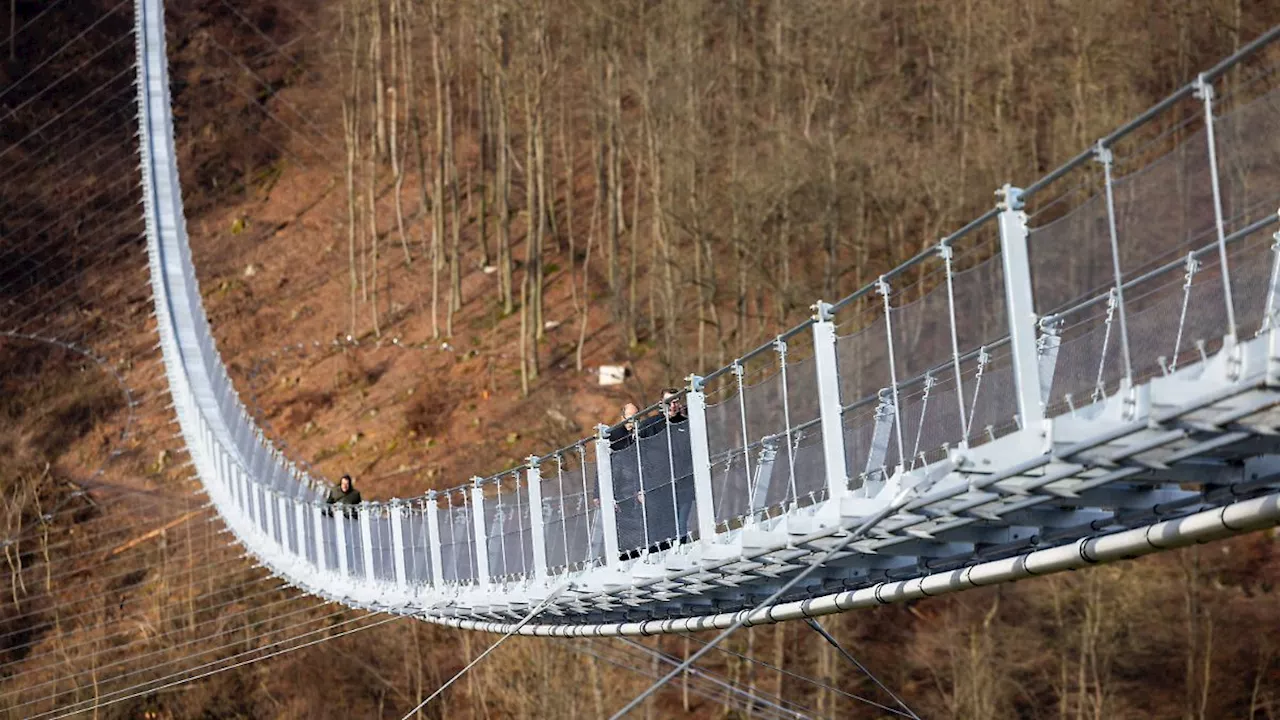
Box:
(573, 638), (810, 720)
(0, 566), (289, 679)
(803, 618), (921, 720)
(396, 586), (570, 719)
(0, 533), (268, 648)
(9, 589), (331, 702)
(614, 636), (810, 719)
(675, 630), (912, 718)
(0, 65), (134, 163)
(33, 612), (401, 719)
(0, 0), (129, 108)
(0, 0), (70, 55)
(0, 31), (133, 128)
(608, 494), (916, 718)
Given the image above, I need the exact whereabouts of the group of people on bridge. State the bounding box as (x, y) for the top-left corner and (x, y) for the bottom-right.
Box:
(607, 388), (698, 559)
(320, 388), (700, 564)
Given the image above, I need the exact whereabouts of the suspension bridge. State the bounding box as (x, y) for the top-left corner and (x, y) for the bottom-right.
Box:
(4, 0), (1280, 715)
(141, 2), (1280, 637)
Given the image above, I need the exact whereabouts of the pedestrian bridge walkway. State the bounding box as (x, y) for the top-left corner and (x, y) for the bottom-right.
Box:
(138, 0), (1280, 636)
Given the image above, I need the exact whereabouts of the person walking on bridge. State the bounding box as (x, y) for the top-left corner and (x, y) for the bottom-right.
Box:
(325, 474), (362, 516)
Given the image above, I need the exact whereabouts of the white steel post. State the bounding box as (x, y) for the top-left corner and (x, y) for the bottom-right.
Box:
(391, 500), (408, 588)
(997, 185), (1045, 428)
(245, 474), (257, 528)
(263, 488), (276, 544)
(811, 304), (850, 501)
(684, 375), (719, 544)
(526, 457), (548, 581)
(275, 494), (288, 551)
(360, 504), (375, 583)
(312, 504), (327, 572)
(425, 494), (445, 587)
(334, 502), (349, 577)
(294, 501), (306, 564)
(470, 479), (491, 586)
(594, 427), (621, 567)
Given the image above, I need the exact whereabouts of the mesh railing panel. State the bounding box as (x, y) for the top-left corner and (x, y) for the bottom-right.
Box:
(836, 317), (891, 407)
(743, 368), (787, 446)
(319, 510), (338, 572)
(705, 393), (744, 458)
(343, 511), (364, 580)
(1114, 129), (1217, 277)
(636, 421), (696, 547)
(1028, 193), (1114, 314)
(1216, 86), (1280, 235)
(775, 426), (827, 508)
(610, 434), (647, 555)
(951, 253), (1010, 351)
(1230, 231), (1278, 337)
(711, 449), (750, 526)
(404, 506), (431, 586)
(784, 354), (822, 428)
(301, 505), (317, 566)
(842, 401), (881, 483)
(282, 498), (298, 555)
(371, 508), (396, 583)
(965, 346), (1020, 444)
(439, 501), (476, 584)
(576, 458), (603, 566)
(890, 283), (953, 380)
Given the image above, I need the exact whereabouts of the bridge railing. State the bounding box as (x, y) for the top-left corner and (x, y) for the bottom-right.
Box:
(1028, 80), (1280, 420)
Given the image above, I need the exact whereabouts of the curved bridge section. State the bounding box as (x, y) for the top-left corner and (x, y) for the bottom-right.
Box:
(137, 0), (1280, 636)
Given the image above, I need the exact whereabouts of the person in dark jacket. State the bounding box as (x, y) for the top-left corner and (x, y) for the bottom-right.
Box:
(607, 403), (645, 558)
(658, 388), (696, 546)
(638, 388), (696, 551)
(325, 474), (362, 516)
(608, 403), (641, 450)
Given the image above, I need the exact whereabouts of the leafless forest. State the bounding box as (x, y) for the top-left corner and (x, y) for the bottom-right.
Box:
(1, 0), (1279, 717)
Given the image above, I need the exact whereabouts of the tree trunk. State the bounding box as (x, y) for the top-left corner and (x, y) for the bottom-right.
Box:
(429, 0), (446, 338)
(389, 0), (412, 267)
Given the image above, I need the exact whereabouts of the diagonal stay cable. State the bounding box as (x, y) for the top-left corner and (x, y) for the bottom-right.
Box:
(0, 0), (129, 107)
(0, 142), (139, 239)
(204, 33), (338, 151)
(0, 65), (134, 163)
(804, 618), (921, 720)
(0, 30), (133, 128)
(676, 630), (913, 718)
(582, 638), (810, 720)
(613, 636), (811, 719)
(9, 591), (334, 706)
(608, 488), (920, 718)
(396, 585), (572, 720)
(5, 232), (145, 334)
(0, 200), (143, 310)
(0, 567), (288, 681)
(34, 612), (402, 720)
(0, 531), (265, 647)
(573, 639), (806, 720)
(0, 94), (133, 198)
(0, 0), (70, 55)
